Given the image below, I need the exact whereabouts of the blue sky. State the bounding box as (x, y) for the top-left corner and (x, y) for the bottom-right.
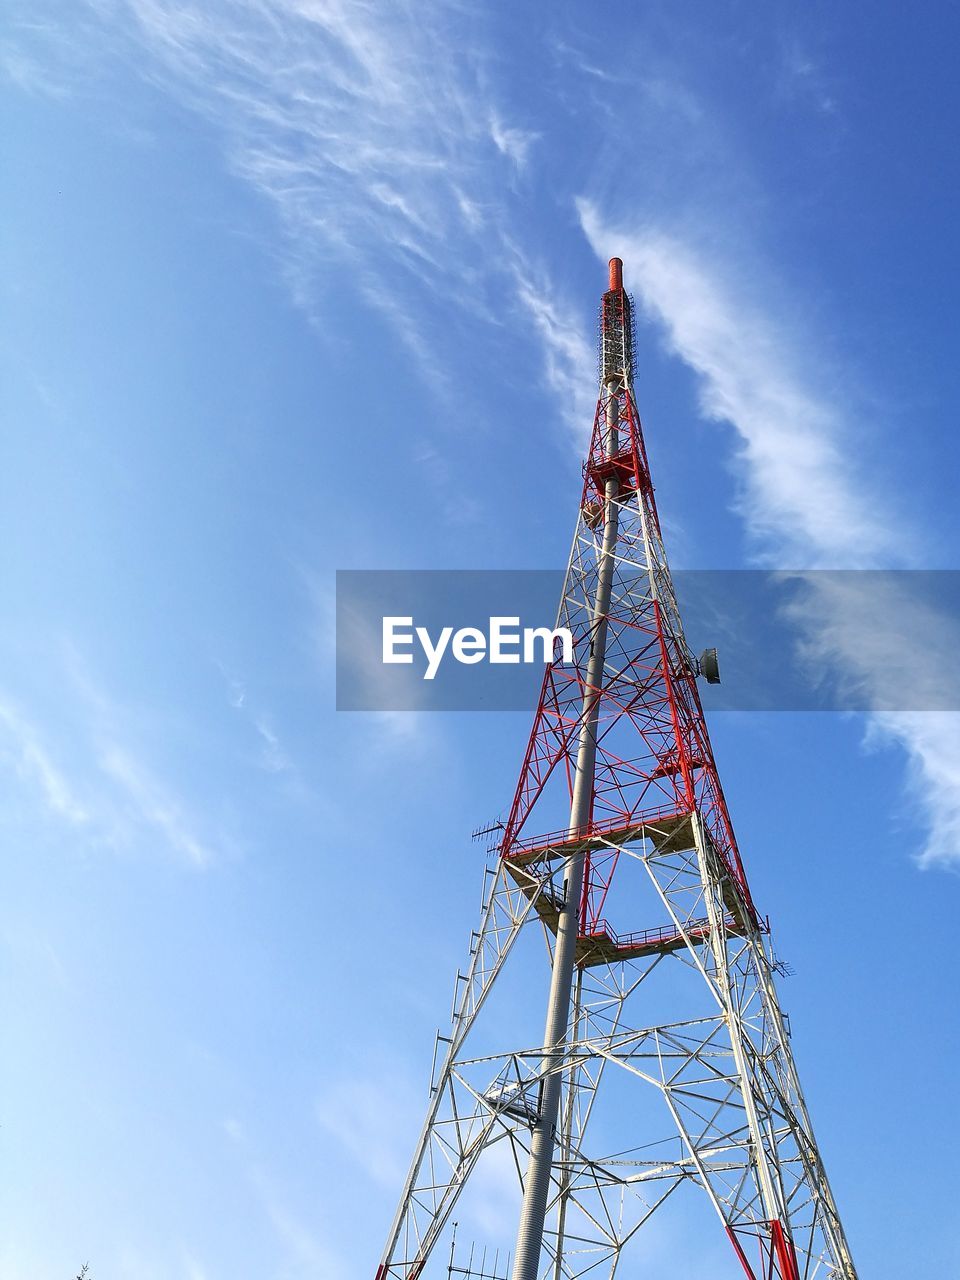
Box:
(2, 2), (959, 1276)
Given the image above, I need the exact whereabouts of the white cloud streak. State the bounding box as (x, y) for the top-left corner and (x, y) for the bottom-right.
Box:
(868, 711), (960, 869)
(95, 0), (521, 344)
(253, 716), (292, 775)
(0, 700), (90, 825)
(782, 572), (960, 869)
(579, 203), (960, 868)
(0, 672), (222, 870)
(579, 203), (898, 567)
(6, 0), (593, 433)
(510, 256), (597, 442)
(489, 113), (540, 168)
(99, 742), (216, 869)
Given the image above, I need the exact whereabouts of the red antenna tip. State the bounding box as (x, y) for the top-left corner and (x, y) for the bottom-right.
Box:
(608, 257), (623, 291)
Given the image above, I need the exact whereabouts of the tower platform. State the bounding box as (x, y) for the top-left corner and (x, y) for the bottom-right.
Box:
(503, 808), (754, 963)
(501, 808), (696, 865)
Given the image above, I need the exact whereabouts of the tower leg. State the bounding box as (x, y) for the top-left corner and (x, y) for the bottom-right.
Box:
(511, 380), (621, 1280)
(375, 858), (558, 1280)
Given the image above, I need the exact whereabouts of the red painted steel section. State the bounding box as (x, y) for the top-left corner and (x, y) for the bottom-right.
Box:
(725, 1221), (800, 1280)
(726, 1225), (759, 1279)
(770, 1220), (801, 1280)
(499, 356), (760, 936)
(608, 256), (623, 290)
(653, 598), (697, 809)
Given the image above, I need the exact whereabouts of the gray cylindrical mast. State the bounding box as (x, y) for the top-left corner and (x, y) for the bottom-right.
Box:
(511, 288), (624, 1280)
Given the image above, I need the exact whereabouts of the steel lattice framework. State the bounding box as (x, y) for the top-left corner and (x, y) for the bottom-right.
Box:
(374, 259), (858, 1280)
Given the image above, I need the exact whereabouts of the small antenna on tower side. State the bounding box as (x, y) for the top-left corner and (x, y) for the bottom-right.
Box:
(472, 816), (505, 853)
(447, 1223), (510, 1280)
(773, 954), (796, 978)
(471, 817), (504, 841)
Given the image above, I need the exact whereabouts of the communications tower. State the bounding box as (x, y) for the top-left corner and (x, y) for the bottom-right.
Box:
(375, 260), (858, 1280)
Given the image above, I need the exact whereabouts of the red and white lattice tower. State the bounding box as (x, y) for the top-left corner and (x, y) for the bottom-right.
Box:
(375, 260), (858, 1280)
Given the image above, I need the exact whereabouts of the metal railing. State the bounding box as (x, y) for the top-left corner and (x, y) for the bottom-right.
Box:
(502, 805), (689, 858)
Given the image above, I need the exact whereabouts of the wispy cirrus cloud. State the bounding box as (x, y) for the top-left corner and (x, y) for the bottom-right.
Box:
(252, 716), (292, 775)
(579, 203), (960, 868)
(868, 711), (960, 869)
(579, 202), (900, 568)
(783, 572), (960, 868)
(4, 0), (585, 429)
(489, 112), (540, 168)
(98, 741), (217, 869)
(510, 254), (597, 442)
(777, 34), (839, 117)
(215, 659), (298, 777)
(61, 1), (520, 341)
(0, 665), (224, 869)
(0, 699), (90, 826)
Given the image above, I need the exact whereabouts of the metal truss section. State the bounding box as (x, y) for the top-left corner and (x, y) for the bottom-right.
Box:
(377, 816), (855, 1280)
(374, 260), (858, 1280)
(376, 858), (556, 1279)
